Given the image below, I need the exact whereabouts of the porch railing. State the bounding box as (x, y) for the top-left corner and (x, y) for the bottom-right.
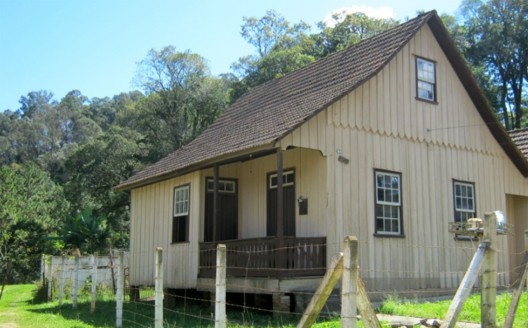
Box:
(199, 237), (326, 278)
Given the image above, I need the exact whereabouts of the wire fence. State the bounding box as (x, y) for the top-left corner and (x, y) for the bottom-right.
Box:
(39, 228), (528, 327)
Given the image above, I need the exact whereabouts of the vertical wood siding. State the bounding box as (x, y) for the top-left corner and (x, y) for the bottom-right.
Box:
(278, 24), (528, 290)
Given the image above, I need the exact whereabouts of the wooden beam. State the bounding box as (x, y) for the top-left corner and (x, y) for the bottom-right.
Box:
(276, 149), (284, 238)
(341, 236), (358, 327)
(297, 254), (344, 328)
(357, 277), (382, 328)
(213, 164), (219, 242)
(440, 241), (487, 328)
(481, 212), (497, 328)
(504, 229), (528, 328)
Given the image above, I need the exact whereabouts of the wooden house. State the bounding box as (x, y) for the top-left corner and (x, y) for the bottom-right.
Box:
(117, 11), (528, 308)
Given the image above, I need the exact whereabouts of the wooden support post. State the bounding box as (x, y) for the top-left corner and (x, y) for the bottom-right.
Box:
(504, 229), (528, 328)
(481, 212), (497, 328)
(72, 254), (80, 309)
(440, 241), (487, 328)
(215, 244), (227, 328)
(59, 256), (65, 307)
(341, 236), (358, 328)
(46, 255), (52, 301)
(90, 254), (98, 314)
(155, 248), (163, 328)
(213, 164), (219, 242)
(297, 253), (344, 328)
(357, 277), (382, 328)
(276, 149), (286, 270)
(116, 250), (124, 328)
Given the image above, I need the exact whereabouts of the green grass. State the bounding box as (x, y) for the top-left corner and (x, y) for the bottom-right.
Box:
(1, 284), (527, 327)
(378, 292), (528, 327)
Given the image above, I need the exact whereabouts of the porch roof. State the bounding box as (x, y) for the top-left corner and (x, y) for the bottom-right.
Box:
(117, 11), (528, 191)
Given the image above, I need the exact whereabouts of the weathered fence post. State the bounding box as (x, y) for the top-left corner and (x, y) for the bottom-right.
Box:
(440, 241), (487, 328)
(215, 244), (227, 328)
(46, 255), (52, 301)
(116, 250), (124, 328)
(481, 212), (497, 328)
(341, 236), (357, 328)
(155, 248), (163, 328)
(59, 255), (65, 306)
(90, 254), (98, 314)
(504, 229), (528, 328)
(72, 254), (80, 309)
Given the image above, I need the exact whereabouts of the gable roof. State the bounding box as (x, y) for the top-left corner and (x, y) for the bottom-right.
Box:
(509, 128), (528, 159)
(117, 11), (528, 190)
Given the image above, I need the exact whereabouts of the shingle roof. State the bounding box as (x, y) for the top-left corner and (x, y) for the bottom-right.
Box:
(509, 128), (528, 159)
(117, 10), (528, 190)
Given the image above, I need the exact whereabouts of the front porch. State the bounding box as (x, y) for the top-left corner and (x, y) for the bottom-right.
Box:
(198, 236), (326, 278)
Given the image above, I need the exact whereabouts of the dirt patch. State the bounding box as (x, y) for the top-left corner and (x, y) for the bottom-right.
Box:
(0, 323), (19, 328)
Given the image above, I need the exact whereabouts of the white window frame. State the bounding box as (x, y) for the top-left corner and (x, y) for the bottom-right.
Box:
(375, 170), (402, 235)
(173, 185), (190, 217)
(269, 170), (295, 189)
(453, 181), (475, 223)
(416, 57), (436, 102)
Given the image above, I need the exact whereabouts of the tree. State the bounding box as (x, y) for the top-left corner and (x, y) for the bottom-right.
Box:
(133, 46), (228, 161)
(0, 163), (68, 288)
(64, 126), (146, 249)
(461, 0), (528, 129)
(61, 208), (109, 254)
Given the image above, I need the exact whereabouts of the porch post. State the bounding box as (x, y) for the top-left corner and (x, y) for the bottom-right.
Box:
(213, 164), (219, 242)
(276, 149), (284, 238)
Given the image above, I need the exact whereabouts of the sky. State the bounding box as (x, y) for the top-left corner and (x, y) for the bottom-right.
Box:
(0, 0), (462, 112)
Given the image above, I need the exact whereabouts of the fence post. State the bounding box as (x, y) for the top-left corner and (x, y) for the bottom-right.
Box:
(72, 254), (80, 309)
(46, 255), (52, 301)
(525, 229), (528, 291)
(481, 212), (497, 328)
(341, 236), (357, 328)
(90, 254), (98, 314)
(155, 248), (163, 328)
(59, 256), (65, 307)
(215, 244), (227, 328)
(116, 250), (124, 328)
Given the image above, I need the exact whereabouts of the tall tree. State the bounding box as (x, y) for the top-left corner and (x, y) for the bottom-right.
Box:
(461, 0), (528, 129)
(0, 163), (68, 286)
(133, 46), (228, 161)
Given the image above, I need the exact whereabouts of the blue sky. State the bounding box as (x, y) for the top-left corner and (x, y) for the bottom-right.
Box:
(0, 0), (461, 112)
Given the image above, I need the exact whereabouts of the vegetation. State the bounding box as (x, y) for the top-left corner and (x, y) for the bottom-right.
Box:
(1, 0), (527, 289)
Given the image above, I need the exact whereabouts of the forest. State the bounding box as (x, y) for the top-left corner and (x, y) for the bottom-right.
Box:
(0, 0), (526, 287)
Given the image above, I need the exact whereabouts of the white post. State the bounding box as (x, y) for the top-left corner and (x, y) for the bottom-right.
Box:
(46, 255), (52, 301)
(525, 230), (528, 291)
(215, 244), (227, 328)
(155, 248), (163, 328)
(59, 256), (65, 306)
(341, 236), (358, 328)
(481, 212), (497, 328)
(116, 250), (124, 328)
(72, 254), (80, 309)
(90, 254), (98, 314)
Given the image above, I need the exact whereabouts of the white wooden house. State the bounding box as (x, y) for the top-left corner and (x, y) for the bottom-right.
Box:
(117, 11), (528, 307)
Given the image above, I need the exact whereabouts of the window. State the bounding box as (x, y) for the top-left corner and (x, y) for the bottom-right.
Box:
(375, 170), (402, 235)
(206, 179), (236, 193)
(453, 181), (475, 223)
(172, 185), (190, 243)
(269, 170), (295, 189)
(416, 57), (436, 102)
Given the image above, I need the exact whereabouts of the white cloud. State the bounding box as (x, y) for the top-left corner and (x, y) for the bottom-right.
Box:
(323, 5), (395, 27)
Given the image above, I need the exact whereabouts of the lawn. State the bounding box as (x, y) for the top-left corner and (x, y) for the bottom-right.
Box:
(0, 284), (527, 327)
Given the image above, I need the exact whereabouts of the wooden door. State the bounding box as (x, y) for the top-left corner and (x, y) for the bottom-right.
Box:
(204, 178), (238, 242)
(267, 170), (295, 236)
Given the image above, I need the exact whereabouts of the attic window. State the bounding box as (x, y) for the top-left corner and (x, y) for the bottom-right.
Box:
(416, 57), (436, 102)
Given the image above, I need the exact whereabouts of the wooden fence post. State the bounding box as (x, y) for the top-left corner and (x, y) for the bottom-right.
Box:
(72, 254), (80, 309)
(90, 254), (98, 314)
(298, 253), (344, 328)
(504, 229), (528, 328)
(155, 248), (163, 328)
(215, 244), (227, 328)
(46, 255), (52, 301)
(440, 241), (487, 328)
(341, 236), (357, 328)
(481, 212), (497, 328)
(59, 255), (65, 307)
(116, 250), (124, 328)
